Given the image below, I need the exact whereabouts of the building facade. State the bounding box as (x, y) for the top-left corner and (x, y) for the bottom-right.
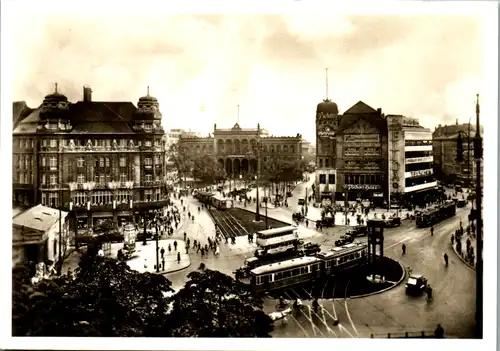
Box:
(315, 100), (387, 205)
(387, 115), (436, 206)
(13, 85), (168, 236)
(178, 123), (302, 179)
(433, 122), (482, 187)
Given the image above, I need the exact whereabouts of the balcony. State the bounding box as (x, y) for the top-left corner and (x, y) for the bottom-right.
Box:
(40, 183), (60, 190)
(13, 183), (34, 190)
(144, 164), (153, 170)
(90, 203), (114, 212)
(133, 199), (169, 210)
(142, 180), (163, 187)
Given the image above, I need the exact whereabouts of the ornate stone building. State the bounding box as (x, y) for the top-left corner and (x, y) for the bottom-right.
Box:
(178, 123), (302, 179)
(12, 85), (168, 236)
(315, 100), (387, 205)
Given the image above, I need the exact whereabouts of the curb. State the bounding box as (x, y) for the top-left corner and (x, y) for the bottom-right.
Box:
(348, 260), (407, 299)
(234, 207), (291, 226)
(451, 240), (475, 271)
(161, 260), (192, 275)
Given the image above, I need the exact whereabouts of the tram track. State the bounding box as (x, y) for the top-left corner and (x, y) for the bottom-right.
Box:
(284, 290), (327, 338)
(208, 209), (240, 239)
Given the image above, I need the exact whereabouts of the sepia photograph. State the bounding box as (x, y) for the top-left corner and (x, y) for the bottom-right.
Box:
(1, 1), (497, 350)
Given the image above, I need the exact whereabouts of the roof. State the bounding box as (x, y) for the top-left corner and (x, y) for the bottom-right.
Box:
(343, 101), (378, 115)
(13, 101), (34, 129)
(12, 204), (68, 233)
(256, 225), (297, 236)
(250, 256), (320, 275)
(316, 242), (367, 259)
(14, 101), (140, 135)
(316, 99), (339, 114)
(257, 233), (299, 246)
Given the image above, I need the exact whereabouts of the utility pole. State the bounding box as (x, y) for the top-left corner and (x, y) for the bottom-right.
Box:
(57, 143), (63, 275)
(468, 117), (471, 189)
(155, 217), (160, 272)
(265, 185), (268, 228)
(474, 94), (483, 339)
(255, 123), (261, 222)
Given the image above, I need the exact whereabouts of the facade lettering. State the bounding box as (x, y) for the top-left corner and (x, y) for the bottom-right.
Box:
(344, 134), (380, 143)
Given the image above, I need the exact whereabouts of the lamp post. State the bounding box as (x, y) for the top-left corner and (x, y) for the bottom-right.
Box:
(255, 125), (262, 222)
(474, 94), (483, 339)
(155, 216), (160, 273)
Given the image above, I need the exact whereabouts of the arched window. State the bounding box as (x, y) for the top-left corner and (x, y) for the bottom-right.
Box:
(284, 145), (288, 153)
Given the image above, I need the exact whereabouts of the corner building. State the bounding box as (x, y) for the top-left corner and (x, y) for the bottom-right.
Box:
(13, 86), (168, 238)
(387, 115), (436, 207)
(315, 100), (387, 206)
(179, 123), (302, 178)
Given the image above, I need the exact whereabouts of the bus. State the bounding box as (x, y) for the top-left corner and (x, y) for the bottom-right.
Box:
(255, 225), (299, 258)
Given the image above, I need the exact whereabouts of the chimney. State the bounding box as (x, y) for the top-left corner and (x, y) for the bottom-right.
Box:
(83, 86), (92, 102)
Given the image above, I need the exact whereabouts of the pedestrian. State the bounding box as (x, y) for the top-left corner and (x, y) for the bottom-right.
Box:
(197, 244), (201, 253)
(174, 241), (177, 250)
(168, 243), (171, 252)
(451, 234), (455, 245)
(160, 247), (165, 258)
(185, 246), (189, 254)
(187, 238), (190, 246)
(434, 324), (444, 338)
(201, 247), (205, 257)
(402, 243), (406, 255)
(144, 258), (148, 270)
(225, 236), (229, 244)
(162, 259), (165, 271)
(306, 219), (309, 227)
(184, 232), (187, 241)
(177, 252), (181, 264)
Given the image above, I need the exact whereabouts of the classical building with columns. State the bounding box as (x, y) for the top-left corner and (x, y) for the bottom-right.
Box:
(178, 123), (302, 179)
(12, 85), (168, 239)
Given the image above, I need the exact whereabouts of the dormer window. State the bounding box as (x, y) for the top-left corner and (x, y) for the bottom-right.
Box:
(144, 140), (152, 147)
(145, 124), (152, 130)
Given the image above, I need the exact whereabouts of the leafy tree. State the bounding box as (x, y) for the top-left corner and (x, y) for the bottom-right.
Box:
(168, 143), (194, 185)
(12, 254), (174, 337)
(168, 269), (274, 337)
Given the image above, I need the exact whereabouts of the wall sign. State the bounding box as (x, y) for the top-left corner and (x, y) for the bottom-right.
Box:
(405, 156), (433, 164)
(343, 184), (381, 191)
(344, 134), (380, 143)
(409, 169), (433, 177)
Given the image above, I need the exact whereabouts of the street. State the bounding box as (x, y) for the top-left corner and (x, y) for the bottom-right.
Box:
(162, 179), (476, 338)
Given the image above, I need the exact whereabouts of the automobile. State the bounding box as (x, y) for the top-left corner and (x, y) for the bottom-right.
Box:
(299, 242), (321, 255)
(335, 235), (355, 247)
(455, 185), (463, 192)
(217, 186), (223, 191)
(384, 217), (401, 228)
(319, 216), (335, 228)
(298, 198), (305, 205)
(405, 274), (428, 295)
(292, 212), (305, 221)
(286, 192), (293, 198)
(346, 225), (368, 237)
(457, 199), (467, 208)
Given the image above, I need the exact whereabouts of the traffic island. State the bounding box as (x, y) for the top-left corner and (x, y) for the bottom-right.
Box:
(268, 256), (405, 300)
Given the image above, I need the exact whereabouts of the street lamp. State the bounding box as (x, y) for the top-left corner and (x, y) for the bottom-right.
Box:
(254, 124), (262, 222)
(155, 216), (160, 273)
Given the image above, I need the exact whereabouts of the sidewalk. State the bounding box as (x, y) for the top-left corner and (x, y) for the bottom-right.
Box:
(451, 225), (477, 270)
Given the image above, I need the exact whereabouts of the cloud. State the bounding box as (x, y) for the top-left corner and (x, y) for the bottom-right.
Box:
(10, 12), (486, 142)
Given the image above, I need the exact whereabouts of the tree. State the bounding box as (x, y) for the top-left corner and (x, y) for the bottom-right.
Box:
(168, 143), (194, 185)
(168, 269), (274, 337)
(191, 155), (226, 184)
(12, 253), (174, 337)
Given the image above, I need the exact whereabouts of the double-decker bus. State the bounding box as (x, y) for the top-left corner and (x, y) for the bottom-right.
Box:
(255, 225), (299, 258)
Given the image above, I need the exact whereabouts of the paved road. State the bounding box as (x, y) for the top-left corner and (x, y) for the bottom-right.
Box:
(167, 182), (476, 338)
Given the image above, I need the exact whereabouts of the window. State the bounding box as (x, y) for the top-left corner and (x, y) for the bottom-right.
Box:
(91, 190), (113, 204)
(319, 158), (323, 168)
(120, 139), (126, 147)
(155, 139), (161, 147)
(120, 173), (127, 182)
(277, 145), (281, 153)
(48, 193), (59, 207)
(284, 145), (288, 152)
(145, 158), (152, 166)
(328, 174), (336, 184)
(41, 157), (46, 167)
(99, 175), (105, 185)
(145, 174), (153, 182)
(119, 157), (126, 167)
(50, 139), (57, 148)
(41, 193), (47, 206)
(145, 140), (152, 147)
(77, 174), (85, 184)
(49, 157), (57, 168)
(99, 158), (104, 168)
(325, 158), (330, 168)
(145, 124), (152, 130)
(50, 174), (57, 185)
(291, 146), (295, 153)
(42, 174), (46, 184)
(117, 190), (130, 203)
(77, 158), (84, 168)
(105, 157), (110, 167)
(154, 155), (161, 164)
(19, 139), (23, 148)
(105, 140), (111, 148)
(319, 174), (326, 184)
(145, 189), (153, 201)
(155, 188), (161, 201)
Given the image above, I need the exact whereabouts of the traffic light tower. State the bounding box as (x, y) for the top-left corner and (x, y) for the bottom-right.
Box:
(367, 218), (385, 277)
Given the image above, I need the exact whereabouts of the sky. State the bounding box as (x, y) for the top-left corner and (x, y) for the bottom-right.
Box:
(9, 4), (489, 143)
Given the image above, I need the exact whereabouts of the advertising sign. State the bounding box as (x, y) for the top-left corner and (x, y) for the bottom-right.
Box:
(318, 129), (336, 139)
(344, 134), (380, 143)
(407, 169), (433, 178)
(343, 184), (381, 191)
(405, 156), (433, 164)
(123, 224), (137, 251)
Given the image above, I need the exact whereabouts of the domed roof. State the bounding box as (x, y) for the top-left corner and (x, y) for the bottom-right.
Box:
(40, 83), (70, 117)
(316, 99), (338, 114)
(138, 86), (158, 103)
(43, 83), (68, 103)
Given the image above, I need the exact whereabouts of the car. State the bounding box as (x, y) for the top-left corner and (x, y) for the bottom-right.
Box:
(300, 242), (321, 255)
(292, 212), (304, 221)
(384, 217), (401, 228)
(298, 198), (305, 205)
(335, 235), (355, 247)
(346, 225), (368, 237)
(286, 192), (293, 198)
(405, 274), (428, 295)
(457, 199), (466, 208)
(319, 216), (335, 227)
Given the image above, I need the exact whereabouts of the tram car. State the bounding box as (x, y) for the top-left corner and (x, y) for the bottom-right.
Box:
(415, 200), (456, 227)
(248, 242), (368, 292)
(211, 195), (231, 210)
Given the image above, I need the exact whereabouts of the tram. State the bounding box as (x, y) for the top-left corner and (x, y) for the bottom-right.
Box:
(415, 200), (456, 227)
(194, 191), (231, 210)
(249, 242), (368, 292)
